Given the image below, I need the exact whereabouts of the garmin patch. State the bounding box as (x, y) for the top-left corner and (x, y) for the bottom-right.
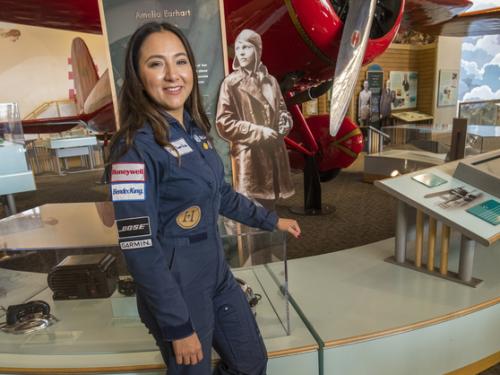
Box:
(111, 183), (145, 201)
(176, 206), (201, 229)
(111, 163), (145, 182)
(165, 138), (193, 157)
(116, 216), (151, 239)
(120, 239), (152, 250)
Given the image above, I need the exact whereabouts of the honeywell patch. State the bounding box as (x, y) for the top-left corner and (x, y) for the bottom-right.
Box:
(120, 239), (152, 250)
(111, 163), (145, 182)
(116, 216), (151, 239)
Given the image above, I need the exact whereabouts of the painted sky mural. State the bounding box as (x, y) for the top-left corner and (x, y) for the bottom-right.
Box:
(459, 1), (500, 101)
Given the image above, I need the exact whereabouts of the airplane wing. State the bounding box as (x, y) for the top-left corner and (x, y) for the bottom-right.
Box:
(403, 0), (500, 36)
(20, 103), (114, 134)
(0, 0), (101, 34)
(411, 6), (500, 37)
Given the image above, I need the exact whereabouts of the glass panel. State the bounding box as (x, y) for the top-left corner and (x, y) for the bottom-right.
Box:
(219, 217), (289, 337)
(0, 206), (289, 354)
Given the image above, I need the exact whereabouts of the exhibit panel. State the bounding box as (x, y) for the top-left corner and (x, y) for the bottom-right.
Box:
(376, 149), (500, 286)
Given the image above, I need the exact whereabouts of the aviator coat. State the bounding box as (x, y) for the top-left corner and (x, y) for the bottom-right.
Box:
(216, 67), (295, 200)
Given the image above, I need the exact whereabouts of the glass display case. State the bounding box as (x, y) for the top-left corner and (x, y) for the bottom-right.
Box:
(364, 123), (500, 179)
(381, 124), (500, 158)
(0, 203), (289, 358)
(0, 103), (36, 212)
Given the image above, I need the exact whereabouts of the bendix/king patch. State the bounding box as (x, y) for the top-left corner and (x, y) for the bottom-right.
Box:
(112, 183), (145, 201)
(111, 163), (145, 182)
(116, 216), (151, 239)
(120, 239), (152, 250)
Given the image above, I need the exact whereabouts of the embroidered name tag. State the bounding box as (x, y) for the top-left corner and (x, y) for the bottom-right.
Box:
(165, 138), (193, 157)
(111, 163), (145, 182)
(176, 206), (201, 229)
(111, 183), (146, 201)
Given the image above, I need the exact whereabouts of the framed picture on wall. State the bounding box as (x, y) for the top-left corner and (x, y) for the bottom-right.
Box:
(389, 71), (418, 110)
(437, 69), (459, 107)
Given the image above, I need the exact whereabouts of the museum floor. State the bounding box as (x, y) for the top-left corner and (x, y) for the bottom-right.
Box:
(1, 157), (498, 374)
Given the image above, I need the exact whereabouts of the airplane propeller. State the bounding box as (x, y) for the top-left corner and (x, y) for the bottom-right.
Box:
(329, 0), (377, 136)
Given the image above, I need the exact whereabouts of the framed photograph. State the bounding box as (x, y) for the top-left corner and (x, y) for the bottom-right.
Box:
(389, 71), (418, 110)
(437, 69), (459, 107)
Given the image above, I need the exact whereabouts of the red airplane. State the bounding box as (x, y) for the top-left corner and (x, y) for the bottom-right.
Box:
(0, 0), (498, 211)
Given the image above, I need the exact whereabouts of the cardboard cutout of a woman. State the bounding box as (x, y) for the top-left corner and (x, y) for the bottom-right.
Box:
(358, 80), (371, 126)
(216, 29), (294, 210)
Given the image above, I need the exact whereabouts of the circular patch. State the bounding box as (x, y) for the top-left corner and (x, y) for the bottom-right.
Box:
(176, 206), (201, 229)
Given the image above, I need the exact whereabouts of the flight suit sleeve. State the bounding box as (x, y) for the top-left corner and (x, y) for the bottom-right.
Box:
(216, 79), (270, 145)
(218, 178), (278, 231)
(110, 143), (194, 341)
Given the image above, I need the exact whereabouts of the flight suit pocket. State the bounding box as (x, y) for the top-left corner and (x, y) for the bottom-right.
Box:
(215, 300), (267, 366)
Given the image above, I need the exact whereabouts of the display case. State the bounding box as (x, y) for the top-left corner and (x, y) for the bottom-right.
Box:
(458, 98), (500, 126)
(0, 103), (36, 214)
(0, 203), (290, 358)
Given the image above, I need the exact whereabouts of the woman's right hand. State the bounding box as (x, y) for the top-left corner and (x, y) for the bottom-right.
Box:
(262, 127), (278, 141)
(172, 332), (203, 365)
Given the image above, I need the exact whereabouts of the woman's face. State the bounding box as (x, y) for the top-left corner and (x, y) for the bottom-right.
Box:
(235, 40), (256, 69)
(138, 31), (193, 122)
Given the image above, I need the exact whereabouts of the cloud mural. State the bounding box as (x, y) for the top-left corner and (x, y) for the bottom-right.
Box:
(460, 35), (500, 101)
(459, 1), (500, 101)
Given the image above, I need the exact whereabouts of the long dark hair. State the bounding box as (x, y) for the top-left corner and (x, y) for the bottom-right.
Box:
(108, 22), (211, 161)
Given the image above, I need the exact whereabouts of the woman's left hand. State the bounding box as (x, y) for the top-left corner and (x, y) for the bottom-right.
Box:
(276, 218), (301, 239)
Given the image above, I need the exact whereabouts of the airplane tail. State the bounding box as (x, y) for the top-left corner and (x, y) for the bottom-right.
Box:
(71, 37), (99, 114)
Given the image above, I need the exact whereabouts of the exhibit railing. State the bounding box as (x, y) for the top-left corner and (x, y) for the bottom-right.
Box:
(23, 100), (77, 120)
(360, 126), (390, 154)
(458, 98), (500, 126)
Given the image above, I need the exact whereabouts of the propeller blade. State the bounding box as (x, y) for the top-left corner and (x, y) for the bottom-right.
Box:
(329, 0), (377, 136)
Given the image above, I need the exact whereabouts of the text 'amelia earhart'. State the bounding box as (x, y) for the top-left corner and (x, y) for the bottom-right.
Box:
(136, 9), (192, 20)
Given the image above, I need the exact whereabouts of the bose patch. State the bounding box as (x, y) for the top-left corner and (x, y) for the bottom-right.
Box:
(111, 183), (145, 201)
(111, 163), (145, 182)
(176, 206), (201, 229)
(116, 216), (151, 239)
(165, 138), (193, 157)
(120, 239), (152, 250)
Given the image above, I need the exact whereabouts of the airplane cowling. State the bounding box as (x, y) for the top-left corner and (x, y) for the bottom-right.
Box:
(308, 115), (364, 170)
(287, 115), (364, 172)
(224, 0), (405, 88)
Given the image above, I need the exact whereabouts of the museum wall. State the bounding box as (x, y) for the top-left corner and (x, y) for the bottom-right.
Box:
(0, 22), (108, 118)
(433, 36), (463, 125)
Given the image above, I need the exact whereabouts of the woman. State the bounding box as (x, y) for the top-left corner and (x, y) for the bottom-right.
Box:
(108, 22), (300, 375)
(216, 29), (294, 211)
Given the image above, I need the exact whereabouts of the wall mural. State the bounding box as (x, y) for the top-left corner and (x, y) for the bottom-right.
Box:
(459, 34), (500, 101)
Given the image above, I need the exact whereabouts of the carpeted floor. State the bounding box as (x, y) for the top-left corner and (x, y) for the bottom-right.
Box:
(1, 161), (397, 260)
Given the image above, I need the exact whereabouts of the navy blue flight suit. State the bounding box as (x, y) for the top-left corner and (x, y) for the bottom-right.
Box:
(110, 111), (277, 374)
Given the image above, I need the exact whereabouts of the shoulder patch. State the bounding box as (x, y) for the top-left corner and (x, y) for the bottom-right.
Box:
(120, 239), (152, 250)
(116, 216), (151, 239)
(111, 183), (145, 201)
(111, 163), (145, 182)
